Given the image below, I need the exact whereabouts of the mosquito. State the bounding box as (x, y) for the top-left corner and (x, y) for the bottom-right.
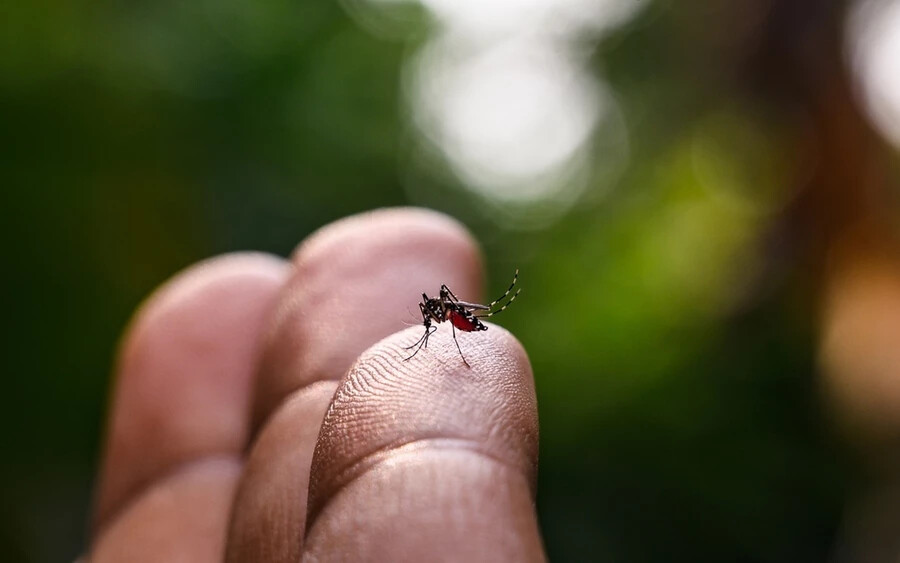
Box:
(403, 269), (520, 367)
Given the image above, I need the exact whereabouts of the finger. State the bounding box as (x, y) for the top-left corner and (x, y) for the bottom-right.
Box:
(91, 253), (289, 553)
(90, 459), (240, 563)
(251, 207), (484, 426)
(226, 208), (484, 562)
(303, 324), (543, 562)
(224, 382), (336, 563)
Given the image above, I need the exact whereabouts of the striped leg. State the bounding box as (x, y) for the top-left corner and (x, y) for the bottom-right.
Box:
(441, 284), (460, 302)
(474, 269), (520, 319)
(486, 269), (518, 309)
(404, 324), (437, 360)
(404, 303), (437, 360)
(479, 287), (521, 318)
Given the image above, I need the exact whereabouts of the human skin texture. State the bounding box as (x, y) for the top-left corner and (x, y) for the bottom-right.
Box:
(89, 208), (545, 562)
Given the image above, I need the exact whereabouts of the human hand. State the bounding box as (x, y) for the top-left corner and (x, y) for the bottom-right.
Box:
(87, 208), (544, 562)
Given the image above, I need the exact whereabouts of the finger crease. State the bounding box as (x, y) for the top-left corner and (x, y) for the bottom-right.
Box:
(306, 436), (527, 533)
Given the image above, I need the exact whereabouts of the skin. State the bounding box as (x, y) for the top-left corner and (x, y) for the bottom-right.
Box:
(88, 208), (545, 562)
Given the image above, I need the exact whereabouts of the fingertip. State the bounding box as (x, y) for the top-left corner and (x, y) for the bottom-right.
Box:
(126, 253), (290, 327)
(307, 323), (538, 527)
(290, 207), (482, 269)
(302, 324), (542, 561)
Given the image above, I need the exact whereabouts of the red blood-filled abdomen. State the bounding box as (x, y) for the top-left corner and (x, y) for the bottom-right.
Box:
(449, 310), (479, 332)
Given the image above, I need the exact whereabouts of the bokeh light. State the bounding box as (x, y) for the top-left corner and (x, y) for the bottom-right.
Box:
(410, 36), (603, 205)
(416, 0), (643, 39)
(342, 0), (643, 225)
(847, 0), (900, 149)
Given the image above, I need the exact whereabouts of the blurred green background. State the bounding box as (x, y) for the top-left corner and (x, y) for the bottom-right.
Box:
(8, 0), (899, 561)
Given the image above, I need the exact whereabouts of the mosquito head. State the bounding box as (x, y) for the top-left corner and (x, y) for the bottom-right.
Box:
(424, 297), (443, 320)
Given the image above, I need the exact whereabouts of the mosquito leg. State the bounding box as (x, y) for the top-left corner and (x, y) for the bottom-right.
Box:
(403, 327), (429, 351)
(423, 324), (436, 348)
(451, 323), (470, 368)
(441, 284), (461, 302)
(403, 305), (433, 356)
(404, 325), (436, 361)
(479, 287), (521, 318)
(403, 343), (424, 362)
(487, 269), (519, 309)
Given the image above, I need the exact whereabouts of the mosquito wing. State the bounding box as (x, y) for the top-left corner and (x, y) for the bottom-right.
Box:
(453, 300), (490, 311)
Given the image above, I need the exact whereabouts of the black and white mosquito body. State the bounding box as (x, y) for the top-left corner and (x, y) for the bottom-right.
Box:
(404, 269), (521, 367)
